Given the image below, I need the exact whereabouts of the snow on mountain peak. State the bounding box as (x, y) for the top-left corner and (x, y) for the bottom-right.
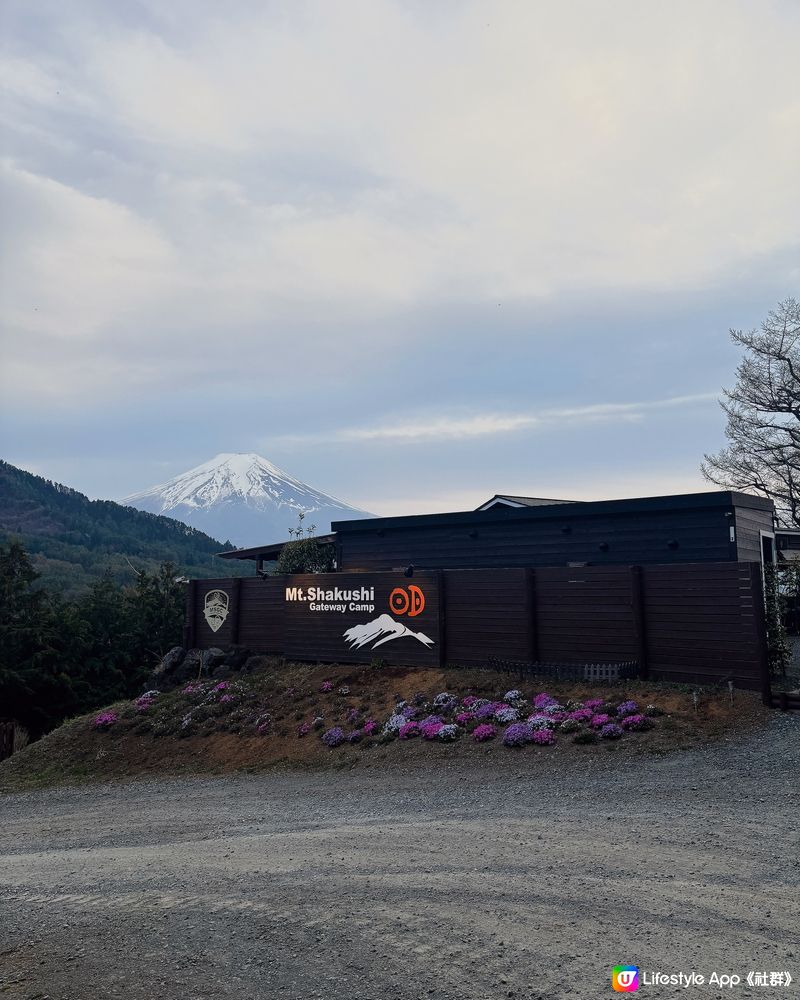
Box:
(122, 453), (372, 547)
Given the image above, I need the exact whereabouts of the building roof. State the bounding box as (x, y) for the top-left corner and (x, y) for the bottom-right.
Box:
(332, 490), (774, 534)
(476, 494), (574, 511)
(217, 532), (337, 561)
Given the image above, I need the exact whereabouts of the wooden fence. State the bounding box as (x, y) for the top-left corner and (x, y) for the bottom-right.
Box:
(185, 562), (770, 696)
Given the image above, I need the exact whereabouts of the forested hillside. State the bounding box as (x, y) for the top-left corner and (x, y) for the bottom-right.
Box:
(0, 460), (248, 595)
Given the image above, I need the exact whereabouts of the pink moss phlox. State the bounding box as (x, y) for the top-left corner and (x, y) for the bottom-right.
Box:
(472, 723), (497, 742)
(420, 721), (444, 740)
(569, 709), (593, 724)
(532, 728), (556, 746)
(584, 698), (606, 711)
(455, 711), (472, 725)
(533, 693), (559, 710)
(399, 722), (421, 739)
(590, 713), (611, 728)
(93, 711), (118, 729)
(320, 680), (334, 692)
(363, 719), (378, 736)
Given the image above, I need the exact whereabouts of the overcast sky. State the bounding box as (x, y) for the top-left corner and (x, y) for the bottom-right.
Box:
(1, 0), (798, 516)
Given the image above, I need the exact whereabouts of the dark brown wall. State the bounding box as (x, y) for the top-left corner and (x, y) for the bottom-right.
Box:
(337, 508), (738, 571)
(187, 562), (769, 692)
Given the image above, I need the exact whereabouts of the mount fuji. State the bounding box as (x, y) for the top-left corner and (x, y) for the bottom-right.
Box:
(122, 453), (373, 548)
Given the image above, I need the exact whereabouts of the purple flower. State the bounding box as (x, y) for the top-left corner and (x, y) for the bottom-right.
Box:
(420, 721), (444, 740)
(399, 722), (420, 740)
(320, 680), (333, 692)
(297, 721), (311, 737)
(363, 719), (378, 736)
(616, 700), (639, 718)
(547, 711), (568, 723)
(219, 694), (234, 704)
(321, 727), (345, 747)
(347, 729), (363, 744)
(590, 713), (611, 728)
(532, 728), (556, 746)
(346, 708), (360, 725)
(584, 698), (606, 711)
(474, 703), (497, 720)
(621, 713), (651, 731)
(494, 706), (520, 724)
(601, 723), (624, 740)
(455, 711), (472, 725)
(533, 693), (559, 710)
(503, 722), (534, 747)
(383, 713), (407, 735)
(401, 704), (417, 719)
(213, 681), (228, 692)
(472, 723), (497, 742)
(93, 711), (118, 729)
(462, 695), (478, 708)
(134, 690), (159, 712)
(569, 709), (593, 724)
(433, 692), (457, 713)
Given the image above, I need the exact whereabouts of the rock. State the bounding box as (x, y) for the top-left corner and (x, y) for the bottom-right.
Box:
(153, 646), (186, 678)
(202, 647), (227, 670)
(224, 646), (252, 671)
(171, 649), (204, 685)
(211, 665), (231, 680)
(241, 655), (271, 675)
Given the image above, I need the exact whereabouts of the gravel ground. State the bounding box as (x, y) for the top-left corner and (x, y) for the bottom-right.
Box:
(1, 716), (798, 1000)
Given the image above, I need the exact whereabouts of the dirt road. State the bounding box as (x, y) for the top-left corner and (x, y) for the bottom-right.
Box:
(1, 716), (798, 999)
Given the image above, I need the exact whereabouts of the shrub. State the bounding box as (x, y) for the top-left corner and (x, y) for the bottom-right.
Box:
(559, 718), (581, 733)
(347, 730), (363, 744)
(601, 723), (624, 740)
(321, 727), (345, 748)
(438, 724), (459, 742)
(644, 704), (664, 717)
(363, 719), (378, 736)
(590, 713), (611, 729)
(569, 709), (593, 724)
(338, 685), (350, 695)
(502, 723), (533, 747)
(616, 700), (639, 717)
(399, 722), (420, 740)
(532, 728), (556, 746)
(433, 693), (457, 713)
(494, 706), (520, 724)
(504, 689), (523, 703)
(420, 720), (444, 740)
(383, 713), (407, 735)
(573, 730), (598, 745)
(134, 690), (159, 712)
(621, 714), (651, 731)
(472, 723), (497, 742)
(93, 711), (118, 729)
(533, 693), (559, 710)
(527, 714), (554, 730)
(455, 711), (472, 725)
(297, 721), (311, 737)
(320, 680), (333, 693)
(462, 695), (479, 708)
(584, 698), (606, 711)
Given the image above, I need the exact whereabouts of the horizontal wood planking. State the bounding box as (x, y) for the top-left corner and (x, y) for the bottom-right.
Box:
(186, 561), (770, 693)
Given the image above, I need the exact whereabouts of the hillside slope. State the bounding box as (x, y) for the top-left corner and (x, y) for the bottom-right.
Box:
(0, 460), (248, 595)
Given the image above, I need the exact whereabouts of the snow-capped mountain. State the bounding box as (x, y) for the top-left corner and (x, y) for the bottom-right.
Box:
(343, 614), (435, 650)
(122, 453), (373, 548)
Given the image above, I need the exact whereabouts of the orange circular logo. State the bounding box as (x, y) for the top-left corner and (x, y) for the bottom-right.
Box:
(389, 585), (425, 617)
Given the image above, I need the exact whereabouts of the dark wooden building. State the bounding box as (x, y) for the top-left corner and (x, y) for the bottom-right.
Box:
(219, 490), (776, 574)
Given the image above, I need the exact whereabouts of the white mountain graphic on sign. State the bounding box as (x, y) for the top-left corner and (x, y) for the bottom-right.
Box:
(343, 614), (434, 650)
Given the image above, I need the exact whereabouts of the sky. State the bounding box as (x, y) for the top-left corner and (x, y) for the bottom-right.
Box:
(1, 0), (798, 517)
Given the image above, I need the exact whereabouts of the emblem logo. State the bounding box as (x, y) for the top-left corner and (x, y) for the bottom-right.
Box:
(388, 585), (425, 617)
(203, 589), (229, 633)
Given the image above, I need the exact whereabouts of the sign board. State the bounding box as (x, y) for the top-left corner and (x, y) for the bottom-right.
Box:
(282, 572), (441, 666)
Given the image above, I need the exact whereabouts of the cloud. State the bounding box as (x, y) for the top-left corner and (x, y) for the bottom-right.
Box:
(270, 392), (719, 445)
(1, 0), (798, 404)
